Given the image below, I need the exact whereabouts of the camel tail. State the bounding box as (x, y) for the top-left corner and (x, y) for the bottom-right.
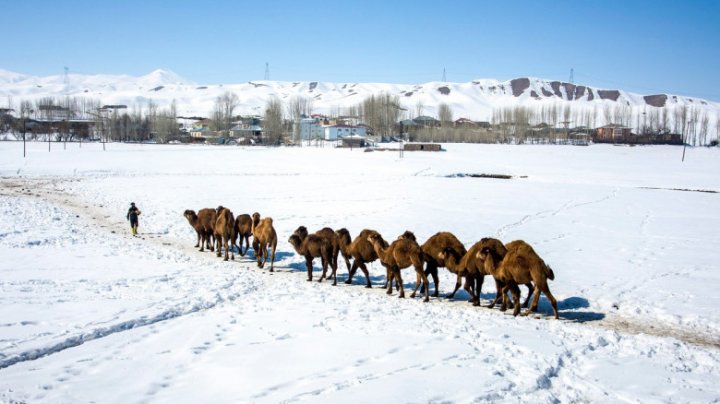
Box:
(544, 263), (555, 281)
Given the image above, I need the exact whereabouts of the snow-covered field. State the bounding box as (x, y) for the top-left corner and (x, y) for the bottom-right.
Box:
(1, 141), (719, 403)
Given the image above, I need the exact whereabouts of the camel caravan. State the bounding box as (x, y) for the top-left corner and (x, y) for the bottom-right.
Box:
(184, 208), (558, 319)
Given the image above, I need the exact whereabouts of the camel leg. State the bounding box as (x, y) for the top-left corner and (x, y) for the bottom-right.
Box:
(257, 245), (265, 268)
(447, 273), (463, 299)
(386, 269), (394, 295)
(418, 269), (430, 302)
(523, 285), (542, 317)
(269, 242), (276, 272)
(224, 237), (230, 261)
(331, 260), (338, 286)
(230, 237), (235, 261)
(216, 235), (222, 258)
(306, 259), (313, 281)
(345, 260), (359, 285)
(509, 284), (522, 316)
(195, 231), (201, 248)
(523, 282), (535, 309)
(410, 271), (420, 298)
(342, 252), (351, 272)
(489, 279), (504, 309)
(319, 258), (328, 283)
(472, 275), (485, 306)
(395, 268), (405, 299)
(426, 264), (440, 297)
(319, 257), (327, 282)
(463, 276), (479, 306)
(524, 283), (558, 319)
(359, 262), (372, 288)
(199, 233), (205, 252)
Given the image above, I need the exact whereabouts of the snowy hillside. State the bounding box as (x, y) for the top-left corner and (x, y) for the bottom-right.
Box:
(0, 142), (719, 402)
(2, 68), (718, 138)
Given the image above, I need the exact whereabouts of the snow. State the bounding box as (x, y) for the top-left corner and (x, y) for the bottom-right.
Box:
(2, 69), (719, 140)
(1, 141), (719, 402)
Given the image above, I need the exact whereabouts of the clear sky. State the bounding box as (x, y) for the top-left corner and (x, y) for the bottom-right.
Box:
(3, 0), (719, 100)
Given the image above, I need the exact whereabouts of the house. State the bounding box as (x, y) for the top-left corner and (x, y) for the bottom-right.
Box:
(412, 115), (440, 127)
(403, 143), (442, 151)
(595, 124), (632, 140)
(338, 134), (368, 148)
(454, 118), (477, 128)
(229, 124), (263, 142)
(190, 126), (213, 138)
(299, 117), (325, 140)
(324, 124), (367, 140)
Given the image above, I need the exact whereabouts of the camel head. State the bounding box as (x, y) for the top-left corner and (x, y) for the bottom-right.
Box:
(477, 238), (507, 264)
(335, 228), (351, 245)
(293, 226), (309, 241)
(438, 246), (460, 263)
(216, 205), (225, 214)
(397, 230), (416, 242)
(288, 234), (302, 249)
(183, 209), (196, 221)
(367, 232), (385, 246)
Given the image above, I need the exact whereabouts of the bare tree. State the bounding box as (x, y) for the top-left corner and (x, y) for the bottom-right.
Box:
(438, 103), (453, 127)
(263, 97), (284, 145)
(287, 96), (313, 143)
(359, 93), (403, 140)
(211, 91), (239, 133)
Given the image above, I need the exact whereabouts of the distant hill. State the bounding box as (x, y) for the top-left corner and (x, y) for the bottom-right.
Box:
(1, 68), (718, 141)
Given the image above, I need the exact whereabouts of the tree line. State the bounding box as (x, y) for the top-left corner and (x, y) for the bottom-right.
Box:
(3, 92), (719, 146)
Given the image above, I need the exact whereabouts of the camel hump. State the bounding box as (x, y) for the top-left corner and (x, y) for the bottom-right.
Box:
(265, 217), (274, 226)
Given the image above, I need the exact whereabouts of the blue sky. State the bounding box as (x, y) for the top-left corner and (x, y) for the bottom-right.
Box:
(3, 0), (719, 100)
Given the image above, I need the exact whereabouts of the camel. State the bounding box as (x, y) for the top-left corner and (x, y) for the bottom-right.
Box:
(233, 214), (253, 256)
(414, 232), (467, 298)
(253, 217), (277, 271)
(288, 233), (334, 282)
(336, 228), (389, 288)
(292, 226), (349, 285)
(183, 208), (215, 252)
(368, 232), (430, 302)
(214, 206), (235, 261)
(479, 238), (558, 319)
(441, 239), (535, 308)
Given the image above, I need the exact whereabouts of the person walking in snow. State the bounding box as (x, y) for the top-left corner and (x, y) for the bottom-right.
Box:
(127, 202), (142, 236)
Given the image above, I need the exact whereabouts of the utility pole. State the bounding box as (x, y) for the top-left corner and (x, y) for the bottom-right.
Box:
(264, 62), (270, 80)
(442, 67), (446, 82)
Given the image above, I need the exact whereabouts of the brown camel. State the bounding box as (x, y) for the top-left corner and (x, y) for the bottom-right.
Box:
(292, 226), (350, 286)
(214, 206), (235, 261)
(479, 239), (558, 319)
(233, 214), (253, 256)
(288, 233), (334, 282)
(253, 217), (277, 271)
(337, 228), (389, 288)
(441, 239), (534, 308)
(183, 208), (215, 252)
(368, 232), (430, 302)
(414, 232), (467, 298)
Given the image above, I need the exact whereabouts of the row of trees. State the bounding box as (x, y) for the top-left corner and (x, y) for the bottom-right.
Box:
(4, 92), (719, 146)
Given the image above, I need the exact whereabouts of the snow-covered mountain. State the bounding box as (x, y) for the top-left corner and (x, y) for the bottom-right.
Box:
(2, 68), (718, 138)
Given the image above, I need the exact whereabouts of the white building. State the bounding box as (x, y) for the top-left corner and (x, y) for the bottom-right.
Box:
(299, 117), (325, 140)
(324, 124), (367, 140)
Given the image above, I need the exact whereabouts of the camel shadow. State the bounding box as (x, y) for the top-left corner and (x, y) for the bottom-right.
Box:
(241, 248), (292, 260)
